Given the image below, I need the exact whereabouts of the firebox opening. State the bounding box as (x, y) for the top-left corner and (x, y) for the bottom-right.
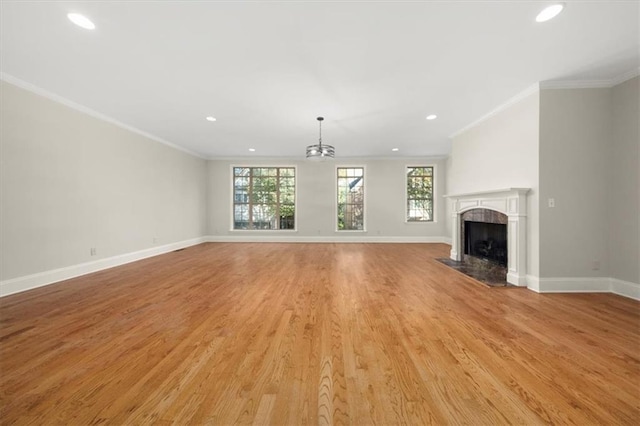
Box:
(464, 221), (507, 266)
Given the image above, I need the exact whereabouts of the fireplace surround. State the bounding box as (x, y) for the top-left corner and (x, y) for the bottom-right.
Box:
(446, 188), (530, 286)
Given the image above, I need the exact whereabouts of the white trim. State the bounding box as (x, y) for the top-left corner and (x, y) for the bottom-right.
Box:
(0, 72), (206, 160)
(447, 188), (530, 286)
(0, 237), (207, 298)
(210, 155), (449, 162)
(540, 68), (640, 90)
(506, 271), (528, 287)
(229, 164), (298, 232)
(527, 276), (640, 300)
(610, 278), (640, 301)
(5, 238), (636, 301)
(528, 277), (610, 294)
(358, 155), (449, 161)
(450, 68), (639, 141)
(610, 68), (640, 86)
(405, 164), (437, 223)
(335, 165), (367, 232)
(540, 80), (613, 89)
(445, 187), (532, 199)
(526, 275), (541, 292)
(206, 235), (450, 243)
(449, 84), (539, 139)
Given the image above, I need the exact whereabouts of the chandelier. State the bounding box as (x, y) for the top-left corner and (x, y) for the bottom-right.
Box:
(306, 116), (335, 160)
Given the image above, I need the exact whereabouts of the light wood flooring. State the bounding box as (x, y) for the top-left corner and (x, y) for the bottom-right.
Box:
(1, 243), (639, 425)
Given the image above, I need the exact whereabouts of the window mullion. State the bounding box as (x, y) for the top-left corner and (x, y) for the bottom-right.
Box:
(248, 170), (254, 229)
(275, 168), (281, 230)
(233, 166), (295, 231)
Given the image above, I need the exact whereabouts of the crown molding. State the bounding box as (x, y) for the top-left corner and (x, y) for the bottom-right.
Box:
(207, 155), (449, 162)
(450, 67), (639, 140)
(0, 73), (207, 160)
(540, 67), (640, 90)
(610, 67), (640, 86)
(539, 80), (612, 89)
(449, 83), (540, 140)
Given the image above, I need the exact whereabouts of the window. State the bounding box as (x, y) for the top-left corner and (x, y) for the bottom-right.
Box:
(233, 167), (295, 230)
(337, 167), (364, 230)
(406, 166), (434, 222)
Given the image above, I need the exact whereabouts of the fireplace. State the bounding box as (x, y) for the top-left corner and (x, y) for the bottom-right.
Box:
(445, 188), (530, 286)
(465, 221), (507, 264)
(462, 209), (508, 266)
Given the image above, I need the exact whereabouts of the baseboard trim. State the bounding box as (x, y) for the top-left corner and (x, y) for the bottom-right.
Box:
(506, 271), (527, 287)
(610, 278), (640, 301)
(526, 275), (541, 292)
(530, 277), (610, 294)
(526, 275), (639, 300)
(5, 240), (637, 302)
(0, 237), (207, 297)
(206, 235), (451, 244)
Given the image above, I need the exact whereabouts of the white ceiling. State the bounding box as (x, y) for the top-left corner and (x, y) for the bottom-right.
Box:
(1, 1), (638, 159)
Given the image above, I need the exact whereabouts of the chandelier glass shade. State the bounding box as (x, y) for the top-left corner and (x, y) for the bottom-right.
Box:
(306, 117), (335, 160)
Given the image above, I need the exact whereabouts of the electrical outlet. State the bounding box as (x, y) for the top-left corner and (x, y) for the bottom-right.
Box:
(548, 198), (555, 208)
(591, 260), (601, 271)
(90, 247), (97, 256)
(153, 237), (158, 244)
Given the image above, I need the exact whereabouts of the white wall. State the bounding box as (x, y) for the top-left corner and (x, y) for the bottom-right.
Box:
(444, 155), (453, 240)
(539, 88), (612, 279)
(207, 158), (448, 241)
(0, 81), (208, 284)
(4, 72), (635, 299)
(610, 76), (639, 284)
(447, 91), (540, 277)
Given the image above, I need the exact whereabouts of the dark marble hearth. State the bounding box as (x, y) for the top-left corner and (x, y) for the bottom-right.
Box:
(437, 255), (510, 287)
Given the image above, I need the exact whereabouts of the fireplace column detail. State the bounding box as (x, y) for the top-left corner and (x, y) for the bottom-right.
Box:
(445, 188), (530, 286)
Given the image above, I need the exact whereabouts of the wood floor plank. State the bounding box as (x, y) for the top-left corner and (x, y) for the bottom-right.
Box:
(1, 242), (639, 425)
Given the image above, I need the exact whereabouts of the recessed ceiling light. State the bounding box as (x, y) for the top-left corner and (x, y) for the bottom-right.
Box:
(248, 148), (256, 152)
(536, 4), (564, 22)
(206, 116), (216, 122)
(392, 148), (399, 152)
(67, 13), (95, 30)
(426, 114), (437, 120)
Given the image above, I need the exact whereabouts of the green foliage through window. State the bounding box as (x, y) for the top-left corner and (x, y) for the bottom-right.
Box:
(406, 166), (433, 222)
(337, 167), (364, 230)
(233, 167), (295, 230)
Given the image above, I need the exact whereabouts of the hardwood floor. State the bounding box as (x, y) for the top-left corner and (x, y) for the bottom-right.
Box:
(1, 243), (638, 425)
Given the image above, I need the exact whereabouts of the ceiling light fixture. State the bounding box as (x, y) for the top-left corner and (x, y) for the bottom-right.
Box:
(426, 114), (437, 120)
(392, 148), (399, 152)
(306, 116), (335, 160)
(206, 116), (216, 122)
(67, 13), (95, 30)
(536, 4), (564, 22)
(248, 148), (256, 152)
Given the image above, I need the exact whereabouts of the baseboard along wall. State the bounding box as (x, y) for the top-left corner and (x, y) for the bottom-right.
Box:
(0, 237), (208, 297)
(2, 237), (638, 301)
(527, 275), (640, 301)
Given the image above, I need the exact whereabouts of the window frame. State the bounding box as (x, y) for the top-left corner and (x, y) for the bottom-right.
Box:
(230, 165), (298, 232)
(405, 164), (437, 223)
(335, 165), (367, 232)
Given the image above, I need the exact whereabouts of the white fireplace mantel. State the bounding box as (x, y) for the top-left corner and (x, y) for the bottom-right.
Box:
(444, 188), (530, 286)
